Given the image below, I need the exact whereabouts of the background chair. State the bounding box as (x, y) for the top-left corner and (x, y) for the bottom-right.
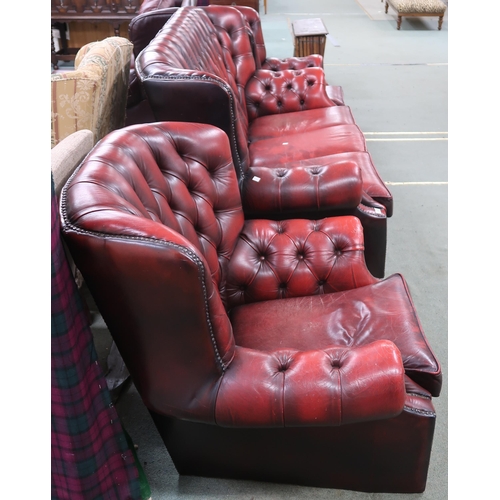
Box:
(60, 121), (442, 493)
(51, 36), (133, 147)
(51, 129), (93, 198)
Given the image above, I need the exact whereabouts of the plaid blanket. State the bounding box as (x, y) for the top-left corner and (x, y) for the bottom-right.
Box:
(51, 175), (147, 500)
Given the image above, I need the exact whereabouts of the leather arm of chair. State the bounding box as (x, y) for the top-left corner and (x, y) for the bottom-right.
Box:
(261, 54), (324, 71)
(224, 215), (378, 308)
(246, 67), (334, 121)
(215, 340), (406, 427)
(241, 159), (363, 215)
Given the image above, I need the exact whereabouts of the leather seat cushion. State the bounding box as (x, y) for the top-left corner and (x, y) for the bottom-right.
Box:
(248, 106), (356, 142)
(229, 273), (441, 396)
(249, 124), (368, 167)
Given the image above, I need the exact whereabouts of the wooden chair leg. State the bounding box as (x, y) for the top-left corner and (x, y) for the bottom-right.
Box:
(385, 2), (388, 13)
(438, 15), (443, 30)
(397, 15), (402, 29)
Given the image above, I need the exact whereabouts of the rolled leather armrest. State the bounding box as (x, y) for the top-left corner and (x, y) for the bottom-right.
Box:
(246, 67), (334, 120)
(241, 159), (363, 214)
(215, 340), (406, 427)
(224, 216), (377, 308)
(261, 54), (324, 71)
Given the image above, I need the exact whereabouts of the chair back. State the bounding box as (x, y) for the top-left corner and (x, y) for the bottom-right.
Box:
(51, 37), (133, 147)
(60, 122), (244, 419)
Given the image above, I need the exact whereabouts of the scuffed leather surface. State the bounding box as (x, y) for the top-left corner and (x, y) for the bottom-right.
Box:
(229, 273), (442, 396)
(249, 124), (368, 167)
(247, 105), (355, 140)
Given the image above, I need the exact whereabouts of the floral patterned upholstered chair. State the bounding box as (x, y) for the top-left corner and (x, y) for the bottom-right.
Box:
(51, 36), (133, 148)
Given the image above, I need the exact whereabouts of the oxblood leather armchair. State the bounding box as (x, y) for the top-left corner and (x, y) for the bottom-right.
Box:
(60, 122), (442, 493)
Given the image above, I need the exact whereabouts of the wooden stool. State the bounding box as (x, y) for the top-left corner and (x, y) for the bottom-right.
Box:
(292, 18), (328, 58)
(384, 0), (447, 30)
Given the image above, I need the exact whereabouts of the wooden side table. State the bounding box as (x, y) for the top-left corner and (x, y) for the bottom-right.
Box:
(292, 18), (328, 58)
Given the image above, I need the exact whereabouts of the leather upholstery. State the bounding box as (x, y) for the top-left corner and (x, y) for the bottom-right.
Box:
(135, 5), (392, 277)
(233, 5), (345, 105)
(60, 121), (441, 492)
(126, 0), (197, 125)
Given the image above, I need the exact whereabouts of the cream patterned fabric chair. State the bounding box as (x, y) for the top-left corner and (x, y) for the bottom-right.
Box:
(51, 37), (133, 148)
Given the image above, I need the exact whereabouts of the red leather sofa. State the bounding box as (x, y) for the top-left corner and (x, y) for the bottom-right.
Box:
(126, 3), (345, 124)
(60, 121), (441, 493)
(126, 0), (195, 125)
(134, 5), (392, 278)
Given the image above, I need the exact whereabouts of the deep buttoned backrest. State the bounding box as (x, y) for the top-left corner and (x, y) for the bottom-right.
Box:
(67, 122), (245, 287)
(135, 6), (256, 178)
(61, 122), (244, 420)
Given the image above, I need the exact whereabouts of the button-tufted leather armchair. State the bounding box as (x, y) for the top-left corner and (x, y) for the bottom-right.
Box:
(60, 121), (441, 493)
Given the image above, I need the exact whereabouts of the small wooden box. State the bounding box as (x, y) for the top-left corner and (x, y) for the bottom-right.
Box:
(292, 18), (328, 57)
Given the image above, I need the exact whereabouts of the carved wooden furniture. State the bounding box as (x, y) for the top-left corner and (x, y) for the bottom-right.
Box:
(383, 0), (447, 30)
(292, 18), (328, 58)
(51, 0), (141, 69)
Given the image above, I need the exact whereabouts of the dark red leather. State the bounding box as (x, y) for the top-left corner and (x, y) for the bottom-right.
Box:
(60, 121), (441, 492)
(134, 5), (392, 277)
(235, 5), (345, 104)
(138, 0), (190, 13)
(151, 381), (436, 492)
(215, 340), (406, 427)
(246, 68), (337, 120)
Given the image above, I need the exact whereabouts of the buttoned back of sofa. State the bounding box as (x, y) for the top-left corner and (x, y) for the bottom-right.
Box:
(51, 37), (133, 148)
(136, 6), (256, 177)
(235, 5), (323, 70)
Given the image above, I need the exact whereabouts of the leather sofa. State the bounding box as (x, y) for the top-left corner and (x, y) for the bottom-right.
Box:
(126, 0), (198, 125)
(134, 5), (392, 278)
(60, 121), (441, 493)
(125, 3), (344, 125)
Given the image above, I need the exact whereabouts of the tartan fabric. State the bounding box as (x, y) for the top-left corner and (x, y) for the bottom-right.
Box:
(51, 174), (144, 500)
